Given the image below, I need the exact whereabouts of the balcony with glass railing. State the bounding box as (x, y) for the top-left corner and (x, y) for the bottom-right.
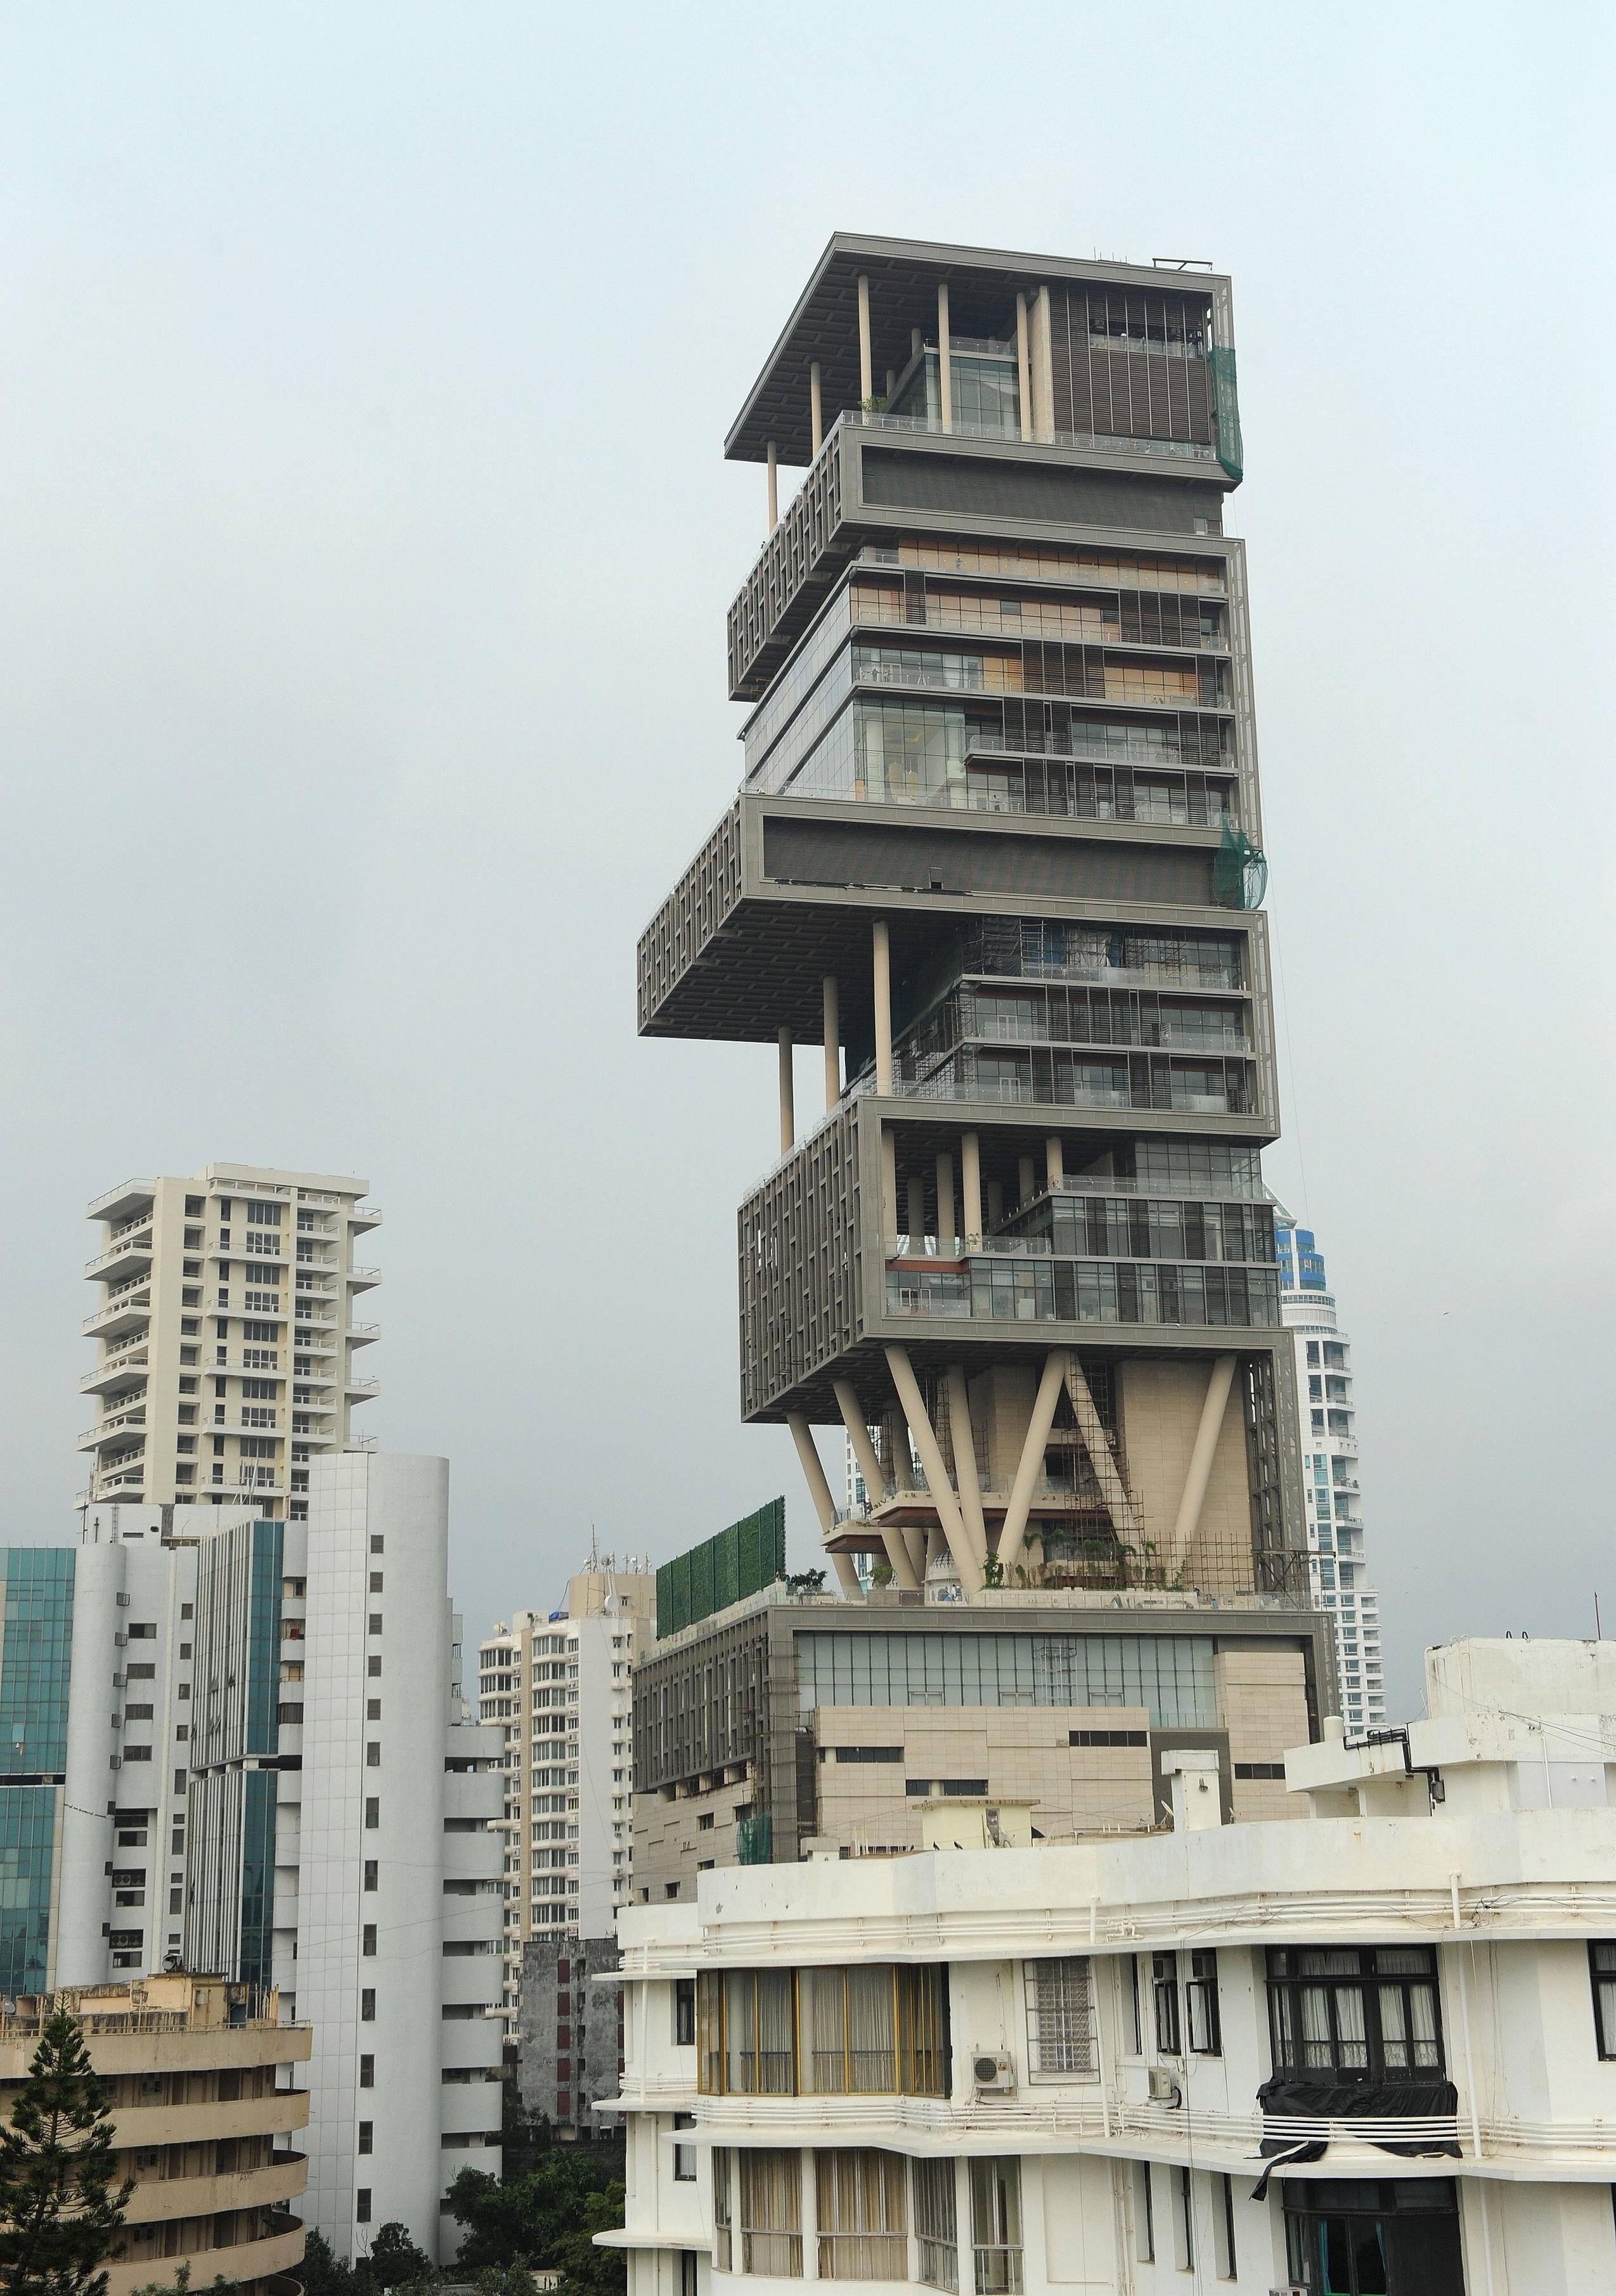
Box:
(884, 1254), (1281, 1331)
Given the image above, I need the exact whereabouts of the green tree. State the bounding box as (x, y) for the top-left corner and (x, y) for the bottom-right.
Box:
(445, 2155), (622, 2276)
(0, 2009), (133, 2296)
(298, 2232), (358, 2296)
(359, 2224), (436, 2290)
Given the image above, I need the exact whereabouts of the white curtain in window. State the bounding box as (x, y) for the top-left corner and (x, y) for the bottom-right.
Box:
(913, 2158), (959, 2293)
(740, 2149), (802, 2278)
(816, 2150), (907, 2280)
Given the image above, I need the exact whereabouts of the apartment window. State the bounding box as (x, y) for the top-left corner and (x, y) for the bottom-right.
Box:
(1133, 2162), (1154, 2262)
(1172, 2167), (1194, 2270)
(1213, 2172), (1237, 2279)
(697, 1965), (947, 2098)
(739, 2149), (802, 2276)
(1589, 1943), (1616, 2056)
(362, 1925), (377, 1957)
(370, 1535), (384, 1554)
(1152, 1952), (1182, 2055)
(357, 2120), (372, 2155)
(672, 2113), (697, 2181)
(673, 1977), (696, 2047)
(817, 2148), (907, 2280)
(969, 2158), (1021, 2295)
(1186, 1949), (1222, 2055)
(912, 2157), (958, 2293)
(713, 2151), (732, 2273)
(1283, 2177), (1463, 2295)
(1267, 1946), (1443, 2081)
(356, 2189), (372, 2224)
(697, 1812), (714, 1831)
(368, 1656), (381, 1679)
(370, 1573), (384, 1594)
(1127, 1956), (1143, 2054)
(368, 1615), (382, 1635)
(365, 1798), (380, 1829)
(360, 1990), (375, 2021)
(366, 1743), (380, 1768)
(363, 1862), (378, 1892)
(367, 1699), (381, 1722)
(359, 2054), (374, 2087)
(1024, 1957), (1095, 2075)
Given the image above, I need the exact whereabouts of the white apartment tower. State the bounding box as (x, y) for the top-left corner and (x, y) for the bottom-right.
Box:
(51, 1459), (505, 2265)
(479, 1553), (654, 2011)
(82, 1163), (381, 1521)
(1277, 1216), (1385, 1730)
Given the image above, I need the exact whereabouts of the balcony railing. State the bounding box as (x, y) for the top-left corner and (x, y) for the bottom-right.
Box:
(860, 1069), (1249, 1117)
(886, 1256), (1280, 1331)
(840, 406), (1219, 464)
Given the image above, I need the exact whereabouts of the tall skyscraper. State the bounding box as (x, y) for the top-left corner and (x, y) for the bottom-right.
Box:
(638, 235), (1312, 1653)
(479, 1552), (654, 2011)
(1277, 1216), (1386, 1730)
(82, 1163), (380, 1520)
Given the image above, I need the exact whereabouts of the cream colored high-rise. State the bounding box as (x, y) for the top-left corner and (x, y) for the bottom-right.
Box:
(478, 1556), (654, 2010)
(81, 1161), (380, 1522)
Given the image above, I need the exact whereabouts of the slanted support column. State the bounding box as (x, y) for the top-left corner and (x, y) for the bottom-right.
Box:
(857, 276), (873, 405)
(789, 1414), (861, 1600)
(997, 1348), (1071, 1574)
(1045, 1134), (1064, 1189)
(1063, 1358), (1141, 1539)
(822, 976), (840, 1110)
(937, 282), (953, 434)
(960, 1132), (983, 1250)
(935, 1151), (956, 1249)
(777, 1028), (794, 1156)
(810, 361), (824, 456)
(872, 920), (893, 1093)
(884, 1345), (983, 1594)
(1015, 293), (1032, 439)
(766, 440), (779, 531)
(837, 1379), (921, 1592)
(946, 1366), (988, 1577)
(1168, 1355), (1239, 1577)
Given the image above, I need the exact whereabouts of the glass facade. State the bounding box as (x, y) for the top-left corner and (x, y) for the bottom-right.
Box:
(238, 1767), (277, 1988)
(0, 1549), (75, 1776)
(0, 1786), (58, 1994)
(796, 1630), (1215, 1728)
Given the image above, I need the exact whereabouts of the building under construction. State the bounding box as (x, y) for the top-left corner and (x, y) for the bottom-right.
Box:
(634, 233), (1332, 1892)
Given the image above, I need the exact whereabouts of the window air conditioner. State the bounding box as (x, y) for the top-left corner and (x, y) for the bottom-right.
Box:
(972, 2051), (1016, 2096)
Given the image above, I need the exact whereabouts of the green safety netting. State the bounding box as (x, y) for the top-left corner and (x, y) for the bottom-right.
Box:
(1209, 345), (1243, 483)
(1213, 818), (1268, 910)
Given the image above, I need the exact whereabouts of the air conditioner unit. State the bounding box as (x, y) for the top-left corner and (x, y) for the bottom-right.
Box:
(973, 2051), (1016, 2096)
(1147, 2066), (1182, 2106)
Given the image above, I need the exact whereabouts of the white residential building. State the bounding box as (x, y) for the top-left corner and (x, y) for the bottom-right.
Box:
(479, 1554), (654, 2011)
(1277, 1216), (1385, 1730)
(51, 1455), (503, 2265)
(613, 1637), (1616, 2296)
(81, 1163), (381, 1521)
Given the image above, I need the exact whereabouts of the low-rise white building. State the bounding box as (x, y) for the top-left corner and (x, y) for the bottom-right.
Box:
(612, 1638), (1616, 2296)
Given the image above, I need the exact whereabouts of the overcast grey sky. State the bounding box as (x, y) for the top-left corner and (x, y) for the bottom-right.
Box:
(1, 3), (1610, 1719)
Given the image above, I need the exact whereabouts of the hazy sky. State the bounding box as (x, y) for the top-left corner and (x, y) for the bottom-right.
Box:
(1, 4), (1610, 1721)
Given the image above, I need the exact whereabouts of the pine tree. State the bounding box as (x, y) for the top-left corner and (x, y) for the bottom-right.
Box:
(0, 2009), (133, 2296)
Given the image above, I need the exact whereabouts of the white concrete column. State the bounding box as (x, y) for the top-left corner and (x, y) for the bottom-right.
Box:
(935, 1151), (956, 1248)
(778, 1028), (795, 1156)
(801, 2144), (820, 2279)
(1015, 293), (1032, 439)
(822, 976), (840, 1111)
(1168, 1356), (1239, 1576)
(810, 362), (823, 456)
(789, 1416), (861, 1601)
(834, 1381), (886, 1513)
(766, 441), (779, 531)
(872, 920), (894, 1093)
(883, 1346), (983, 1594)
(905, 1175), (926, 1248)
(1045, 1134), (1064, 1189)
(857, 276), (873, 404)
(997, 1349), (1071, 1573)
(881, 1125), (898, 1239)
(1033, 286), (1056, 441)
(960, 1132), (983, 1250)
(937, 282), (953, 434)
